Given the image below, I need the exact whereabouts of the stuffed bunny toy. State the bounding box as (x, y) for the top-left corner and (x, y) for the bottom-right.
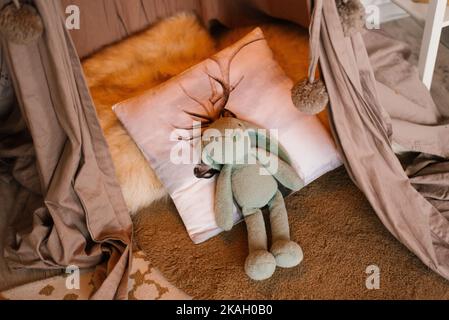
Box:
(177, 34), (304, 280)
(199, 116), (304, 280)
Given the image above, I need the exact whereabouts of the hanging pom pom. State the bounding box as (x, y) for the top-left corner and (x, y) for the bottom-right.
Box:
(336, 0), (366, 37)
(291, 78), (329, 115)
(0, 0), (44, 45)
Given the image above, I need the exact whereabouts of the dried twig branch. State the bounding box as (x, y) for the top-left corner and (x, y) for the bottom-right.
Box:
(174, 35), (265, 140)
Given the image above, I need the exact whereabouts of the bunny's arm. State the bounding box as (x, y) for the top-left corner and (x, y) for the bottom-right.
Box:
(255, 148), (304, 192)
(214, 164), (234, 231)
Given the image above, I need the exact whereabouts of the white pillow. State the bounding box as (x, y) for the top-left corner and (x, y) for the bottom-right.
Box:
(114, 28), (341, 243)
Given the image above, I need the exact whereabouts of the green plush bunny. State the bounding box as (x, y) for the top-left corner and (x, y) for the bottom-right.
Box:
(200, 116), (304, 280)
(176, 35), (305, 280)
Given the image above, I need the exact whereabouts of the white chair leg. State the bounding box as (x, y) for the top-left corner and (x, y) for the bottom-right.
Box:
(418, 0), (446, 89)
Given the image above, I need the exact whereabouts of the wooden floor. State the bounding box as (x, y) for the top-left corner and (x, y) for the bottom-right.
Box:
(383, 17), (449, 118)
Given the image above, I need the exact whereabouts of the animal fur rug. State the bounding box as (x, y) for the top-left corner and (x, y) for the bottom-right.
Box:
(82, 13), (215, 213)
(82, 13), (323, 214)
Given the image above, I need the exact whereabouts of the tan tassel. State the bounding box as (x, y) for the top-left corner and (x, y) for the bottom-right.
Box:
(291, 0), (365, 114)
(291, 78), (329, 115)
(0, 0), (44, 45)
(336, 0), (366, 37)
(291, 0), (329, 115)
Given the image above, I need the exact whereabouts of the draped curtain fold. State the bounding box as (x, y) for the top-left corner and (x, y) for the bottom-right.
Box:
(315, 0), (449, 279)
(59, 0), (311, 58)
(0, 0), (132, 299)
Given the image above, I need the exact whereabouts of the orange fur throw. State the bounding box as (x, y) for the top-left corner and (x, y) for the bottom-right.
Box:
(83, 13), (328, 214)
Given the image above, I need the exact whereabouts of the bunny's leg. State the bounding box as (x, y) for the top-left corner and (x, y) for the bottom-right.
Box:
(268, 191), (303, 268)
(243, 207), (276, 281)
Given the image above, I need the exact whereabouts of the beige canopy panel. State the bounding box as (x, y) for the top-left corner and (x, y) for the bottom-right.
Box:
(1, 0), (448, 299)
(60, 0), (312, 58)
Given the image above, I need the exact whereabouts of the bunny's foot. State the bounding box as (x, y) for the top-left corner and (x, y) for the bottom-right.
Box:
(244, 250), (276, 281)
(271, 240), (303, 268)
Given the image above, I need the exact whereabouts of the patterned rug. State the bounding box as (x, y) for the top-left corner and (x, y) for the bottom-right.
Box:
(1, 251), (189, 300)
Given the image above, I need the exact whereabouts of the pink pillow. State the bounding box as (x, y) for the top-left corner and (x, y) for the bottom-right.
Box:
(114, 28), (341, 243)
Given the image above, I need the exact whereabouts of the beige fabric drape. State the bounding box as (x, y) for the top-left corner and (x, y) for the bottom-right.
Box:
(314, 0), (449, 279)
(0, 0), (132, 299)
(59, 0), (311, 58)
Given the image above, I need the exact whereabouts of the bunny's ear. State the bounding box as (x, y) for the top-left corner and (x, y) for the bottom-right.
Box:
(242, 121), (292, 166)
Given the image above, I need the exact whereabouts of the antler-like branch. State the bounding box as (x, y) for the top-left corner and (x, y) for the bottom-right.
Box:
(174, 35), (265, 140)
(207, 36), (264, 115)
(180, 85), (213, 118)
(206, 68), (221, 105)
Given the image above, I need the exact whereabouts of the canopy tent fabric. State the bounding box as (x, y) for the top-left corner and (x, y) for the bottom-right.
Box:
(313, 0), (449, 279)
(0, 0), (132, 299)
(1, 0), (449, 300)
(60, 0), (312, 58)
